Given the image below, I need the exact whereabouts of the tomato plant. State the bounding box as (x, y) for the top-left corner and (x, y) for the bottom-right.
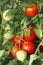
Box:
(23, 27), (37, 41)
(11, 46), (19, 58)
(0, 0), (43, 65)
(22, 42), (36, 55)
(25, 2), (38, 17)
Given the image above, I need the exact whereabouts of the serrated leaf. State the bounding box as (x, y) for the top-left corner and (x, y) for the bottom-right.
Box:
(0, 50), (5, 57)
(34, 26), (42, 39)
(29, 54), (40, 65)
(24, 28), (30, 36)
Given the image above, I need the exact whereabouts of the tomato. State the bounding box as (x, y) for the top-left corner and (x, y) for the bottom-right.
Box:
(22, 42), (36, 55)
(11, 46), (19, 58)
(3, 9), (14, 21)
(16, 50), (27, 61)
(25, 2), (38, 17)
(40, 45), (43, 52)
(12, 36), (20, 43)
(41, 26), (43, 28)
(23, 27), (37, 41)
(12, 36), (24, 47)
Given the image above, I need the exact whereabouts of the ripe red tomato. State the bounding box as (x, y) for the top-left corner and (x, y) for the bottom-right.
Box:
(12, 36), (24, 47)
(11, 46), (19, 58)
(12, 36), (20, 43)
(40, 45), (43, 52)
(25, 2), (38, 17)
(22, 42), (36, 55)
(23, 27), (37, 41)
(41, 26), (43, 28)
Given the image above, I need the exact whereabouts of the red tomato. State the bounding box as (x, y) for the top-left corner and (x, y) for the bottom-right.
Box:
(40, 45), (43, 52)
(41, 26), (43, 28)
(22, 42), (36, 55)
(12, 36), (20, 43)
(12, 36), (24, 47)
(23, 27), (37, 41)
(25, 2), (38, 17)
(11, 46), (19, 58)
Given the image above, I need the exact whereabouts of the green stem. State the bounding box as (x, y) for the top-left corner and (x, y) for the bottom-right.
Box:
(35, 41), (42, 54)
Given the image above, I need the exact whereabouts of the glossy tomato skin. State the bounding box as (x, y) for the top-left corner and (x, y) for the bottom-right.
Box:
(40, 45), (43, 52)
(25, 2), (38, 17)
(23, 27), (37, 41)
(11, 46), (19, 58)
(12, 36), (24, 47)
(22, 42), (36, 55)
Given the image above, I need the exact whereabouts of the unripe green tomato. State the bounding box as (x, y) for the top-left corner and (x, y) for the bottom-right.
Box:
(16, 50), (27, 61)
(3, 9), (13, 21)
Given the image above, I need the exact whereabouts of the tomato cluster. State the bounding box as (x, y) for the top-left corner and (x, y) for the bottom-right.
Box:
(11, 26), (43, 61)
(11, 37), (36, 61)
(11, 26), (37, 61)
(11, 2), (43, 61)
(11, 25), (43, 61)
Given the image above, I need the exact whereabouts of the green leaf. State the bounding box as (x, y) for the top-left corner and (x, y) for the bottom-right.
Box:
(38, 14), (43, 19)
(32, 58), (43, 65)
(0, 0), (9, 5)
(0, 50), (5, 57)
(29, 54), (40, 65)
(4, 31), (13, 39)
(24, 28), (30, 36)
(21, 17), (28, 28)
(3, 28), (13, 45)
(7, 59), (18, 65)
(21, 3), (29, 7)
(6, 9), (17, 17)
(34, 26), (42, 39)
(39, 52), (43, 59)
(22, 60), (29, 65)
(21, 17), (27, 24)
(3, 9), (17, 21)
